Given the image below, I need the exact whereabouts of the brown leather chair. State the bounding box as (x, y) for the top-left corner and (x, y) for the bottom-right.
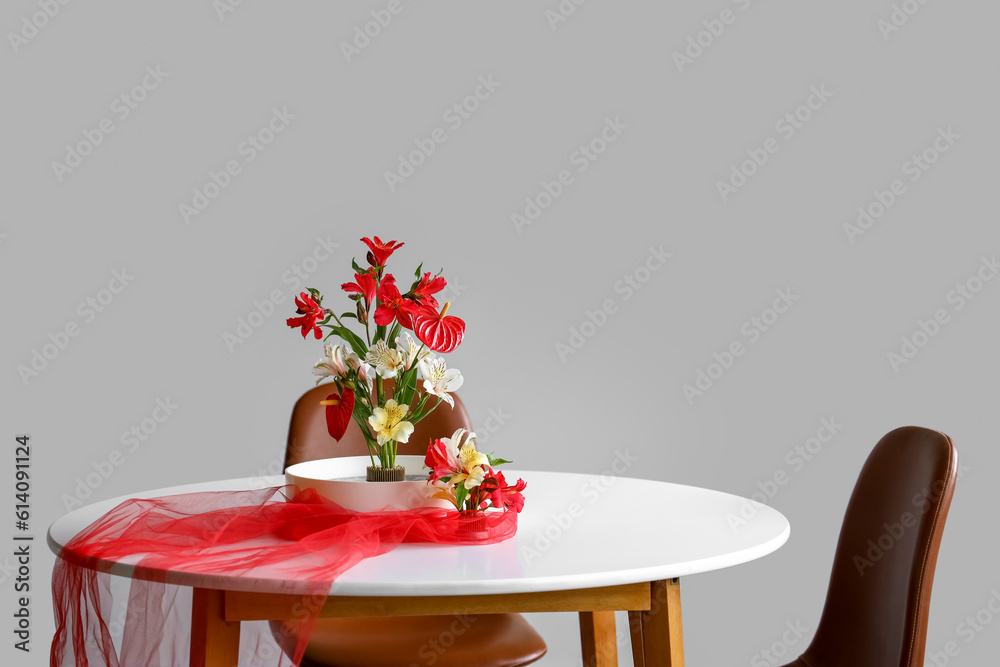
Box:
(779, 426), (958, 667)
(275, 382), (547, 667)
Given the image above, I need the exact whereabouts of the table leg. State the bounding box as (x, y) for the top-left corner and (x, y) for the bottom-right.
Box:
(627, 610), (645, 667)
(579, 610), (619, 667)
(631, 579), (684, 667)
(190, 588), (241, 667)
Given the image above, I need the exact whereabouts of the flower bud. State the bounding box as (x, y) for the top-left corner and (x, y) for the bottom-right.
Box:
(356, 300), (368, 324)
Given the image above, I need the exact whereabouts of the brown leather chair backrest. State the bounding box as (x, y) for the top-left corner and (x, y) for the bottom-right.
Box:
(284, 381), (473, 469)
(801, 426), (958, 667)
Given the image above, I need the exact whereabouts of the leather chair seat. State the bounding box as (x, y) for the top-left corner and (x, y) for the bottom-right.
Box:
(273, 614), (547, 667)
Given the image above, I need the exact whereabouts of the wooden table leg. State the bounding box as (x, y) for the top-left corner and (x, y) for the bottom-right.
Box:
(632, 579), (684, 666)
(579, 610), (619, 667)
(628, 610), (646, 667)
(190, 588), (241, 667)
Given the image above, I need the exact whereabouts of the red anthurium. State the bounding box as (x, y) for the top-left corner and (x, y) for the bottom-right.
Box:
(411, 302), (465, 353)
(321, 389), (355, 441)
(409, 272), (447, 308)
(361, 236), (404, 268)
(286, 292), (324, 339)
(341, 271), (377, 305)
(374, 275), (417, 328)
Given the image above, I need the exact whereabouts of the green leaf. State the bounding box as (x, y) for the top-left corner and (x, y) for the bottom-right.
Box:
(487, 454), (512, 467)
(387, 322), (402, 346)
(351, 258), (365, 274)
(455, 485), (470, 511)
(340, 312), (357, 320)
(329, 325), (367, 357)
(414, 263), (423, 278)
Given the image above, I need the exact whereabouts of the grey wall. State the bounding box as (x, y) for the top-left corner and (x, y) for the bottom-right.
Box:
(3, 1), (998, 665)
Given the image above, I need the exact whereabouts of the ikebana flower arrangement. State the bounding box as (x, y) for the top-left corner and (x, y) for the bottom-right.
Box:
(286, 237), (523, 515)
(425, 429), (527, 513)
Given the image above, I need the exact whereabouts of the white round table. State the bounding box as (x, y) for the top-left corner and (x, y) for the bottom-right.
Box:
(49, 470), (789, 666)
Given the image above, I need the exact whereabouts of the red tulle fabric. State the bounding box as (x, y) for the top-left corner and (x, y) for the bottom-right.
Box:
(50, 486), (517, 667)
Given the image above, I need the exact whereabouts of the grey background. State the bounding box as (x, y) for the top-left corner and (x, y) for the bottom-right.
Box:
(2, 1), (998, 665)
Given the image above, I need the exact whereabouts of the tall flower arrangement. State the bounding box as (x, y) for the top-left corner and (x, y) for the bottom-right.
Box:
(286, 237), (466, 469)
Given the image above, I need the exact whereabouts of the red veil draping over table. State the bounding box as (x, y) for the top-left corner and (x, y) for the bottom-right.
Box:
(50, 486), (518, 667)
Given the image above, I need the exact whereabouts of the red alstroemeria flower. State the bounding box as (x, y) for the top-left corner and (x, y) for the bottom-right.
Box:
(488, 470), (527, 513)
(321, 389), (355, 441)
(286, 292), (324, 339)
(341, 271), (377, 305)
(411, 302), (465, 353)
(374, 275), (417, 328)
(425, 437), (459, 484)
(361, 236), (404, 268)
(409, 272), (447, 309)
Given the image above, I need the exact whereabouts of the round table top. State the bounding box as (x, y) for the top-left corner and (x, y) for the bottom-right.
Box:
(48, 470), (789, 596)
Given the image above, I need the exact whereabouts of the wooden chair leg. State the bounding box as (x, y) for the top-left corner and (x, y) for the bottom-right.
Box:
(579, 610), (619, 667)
(636, 579), (684, 666)
(190, 588), (241, 667)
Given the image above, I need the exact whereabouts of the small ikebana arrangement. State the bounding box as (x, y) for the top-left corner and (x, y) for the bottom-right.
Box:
(425, 429), (526, 514)
(286, 236), (524, 514)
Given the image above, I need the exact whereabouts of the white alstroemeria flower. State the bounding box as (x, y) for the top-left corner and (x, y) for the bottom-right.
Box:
(364, 339), (405, 379)
(418, 355), (464, 407)
(367, 399), (414, 445)
(357, 362), (375, 395)
(459, 440), (489, 472)
(312, 343), (360, 384)
(462, 465), (487, 490)
(396, 332), (429, 370)
(448, 434), (488, 489)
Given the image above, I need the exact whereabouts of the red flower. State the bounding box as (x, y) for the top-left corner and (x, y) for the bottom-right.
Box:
(286, 292), (324, 339)
(322, 389), (355, 441)
(374, 275), (417, 328)
(409, 272), (447, 309)
(341, 271), (377, 305)
(411, 302), (465, 353)
(424, 438), (459, 484)
(487, 470), (527, 513)
(361, 236), (404, 268)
